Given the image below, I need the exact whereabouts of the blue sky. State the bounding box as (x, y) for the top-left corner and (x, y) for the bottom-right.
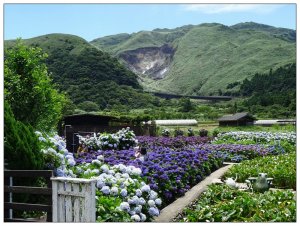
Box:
(4, 3), (296, 41)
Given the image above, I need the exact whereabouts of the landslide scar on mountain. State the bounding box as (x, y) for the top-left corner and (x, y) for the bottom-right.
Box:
(118, 44), (175, 80)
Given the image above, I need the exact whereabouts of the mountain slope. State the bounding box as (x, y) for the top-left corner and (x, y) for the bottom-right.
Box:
(91, 22), (296, 95)
(5, 34), (156, 110)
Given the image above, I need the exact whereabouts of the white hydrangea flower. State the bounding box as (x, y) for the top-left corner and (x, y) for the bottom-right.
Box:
(92, 169), (100, 175)
(120, 202), (130, 212)
(140, 213), (147, 222)
(92, 159), (101, 166)
(155, 198), (162, 206)
(131, 214), (141, 222)
(141, 185), (151, 193)
(97, 155), (104, 161)
(132, 168), (142, 176)
(149, 190), (158, 200)
(100, 164), (109, 173)
(111, 186), (118, 196)
(148, 200), (156, 207)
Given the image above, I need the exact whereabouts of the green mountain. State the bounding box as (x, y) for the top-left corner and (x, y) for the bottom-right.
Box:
(5, 34), (157, 110)
(91, 22), (296, 95)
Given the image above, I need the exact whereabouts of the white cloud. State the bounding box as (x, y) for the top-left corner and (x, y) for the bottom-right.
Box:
(183, 4), (281, 14)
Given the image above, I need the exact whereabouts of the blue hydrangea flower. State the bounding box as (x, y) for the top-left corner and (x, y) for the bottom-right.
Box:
(132, 196), (140, 205)
(96, 179), (105, 189)
(135, 189), (142, 197)
(148, 207), (159, 216)
(101, 186), (110, 195)
(134, 205), (142, 214)
(120, 189), (128, 197)
(139, 197), (146, 205)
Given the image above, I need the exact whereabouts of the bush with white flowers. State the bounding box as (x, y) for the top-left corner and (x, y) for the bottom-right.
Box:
(116, 127), (138, 150)
(35, 131), (76, 178)
(99, 133), (120, 150)
(71, 159), (161, 222)
(77, 127), (138, 151)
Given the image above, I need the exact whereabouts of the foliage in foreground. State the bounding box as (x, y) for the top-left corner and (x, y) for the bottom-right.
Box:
(223, 152), (296, 190)
(4, 101), (45, 170)
(177, 184), (296, 222)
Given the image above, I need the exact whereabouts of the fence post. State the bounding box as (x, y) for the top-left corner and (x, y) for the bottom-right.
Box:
(51, 177), (97, 222)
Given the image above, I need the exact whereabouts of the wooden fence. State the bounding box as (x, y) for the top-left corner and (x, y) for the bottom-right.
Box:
(4, 170), (53, 222)
(51, 177), (97, 222)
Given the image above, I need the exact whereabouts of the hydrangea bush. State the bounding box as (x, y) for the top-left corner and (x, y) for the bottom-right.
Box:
(213, 131), (296, 145)
(161, 128), (170, 137)
(35, 131), (76, 177)
(78, 127), (138, 151)
(71, 157), (162, 222)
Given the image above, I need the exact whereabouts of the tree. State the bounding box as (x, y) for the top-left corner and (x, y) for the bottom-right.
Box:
(77, 101), (100, 112)
(4, 40), (67, 131)
(179, 98), (194, 112)
(4, 101), (45, 170)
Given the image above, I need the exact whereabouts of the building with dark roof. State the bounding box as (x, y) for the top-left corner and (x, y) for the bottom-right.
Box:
(218, 112), (255, 126)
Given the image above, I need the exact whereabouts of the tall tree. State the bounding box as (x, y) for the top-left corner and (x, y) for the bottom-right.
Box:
(4, 39), (67, 131)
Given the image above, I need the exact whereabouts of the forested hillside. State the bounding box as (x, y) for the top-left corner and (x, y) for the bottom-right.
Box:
(5, 34), (158, 111)
(238, 63), (296, 118)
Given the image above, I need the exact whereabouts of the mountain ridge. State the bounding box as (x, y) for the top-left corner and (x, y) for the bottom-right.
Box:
(91, 22), (295, 95)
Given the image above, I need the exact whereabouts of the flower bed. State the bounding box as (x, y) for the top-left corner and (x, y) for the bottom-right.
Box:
(72, 160), (161, 222)
(75, 147), (223, 206)
(223, 151), (296, 190)
(175, 184), (296, 222)
(136, 136), (210, 149)
(38, 130), (294, 222)
(187, 143), (285, 162)
(213, 131), (296, 145)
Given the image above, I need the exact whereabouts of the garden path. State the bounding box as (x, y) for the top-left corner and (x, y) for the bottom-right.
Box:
(154, 163), (235, 222)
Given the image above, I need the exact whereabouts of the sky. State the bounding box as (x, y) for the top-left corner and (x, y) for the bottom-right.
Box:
(3, 3), (296, 41)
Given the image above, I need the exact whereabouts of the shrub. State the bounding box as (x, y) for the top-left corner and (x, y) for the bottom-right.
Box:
(4, 101), (44, 170)
(177, 184), (296, 222)
(161, 129), (170, 137)
(174, 129), (184, 137)
(212, 128), (220, 137)
(187, 128), (194, 137)
(199, 129), (208, 137)
(223, 152), (296, 190)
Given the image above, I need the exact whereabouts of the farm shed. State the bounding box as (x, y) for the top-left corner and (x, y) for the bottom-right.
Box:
(153, 119), (198, 126)
(218, 112), (255, 126)
(60, 114), (144, 153)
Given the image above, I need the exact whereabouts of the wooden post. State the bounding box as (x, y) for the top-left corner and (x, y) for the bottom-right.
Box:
(51, 177), (96, 222)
